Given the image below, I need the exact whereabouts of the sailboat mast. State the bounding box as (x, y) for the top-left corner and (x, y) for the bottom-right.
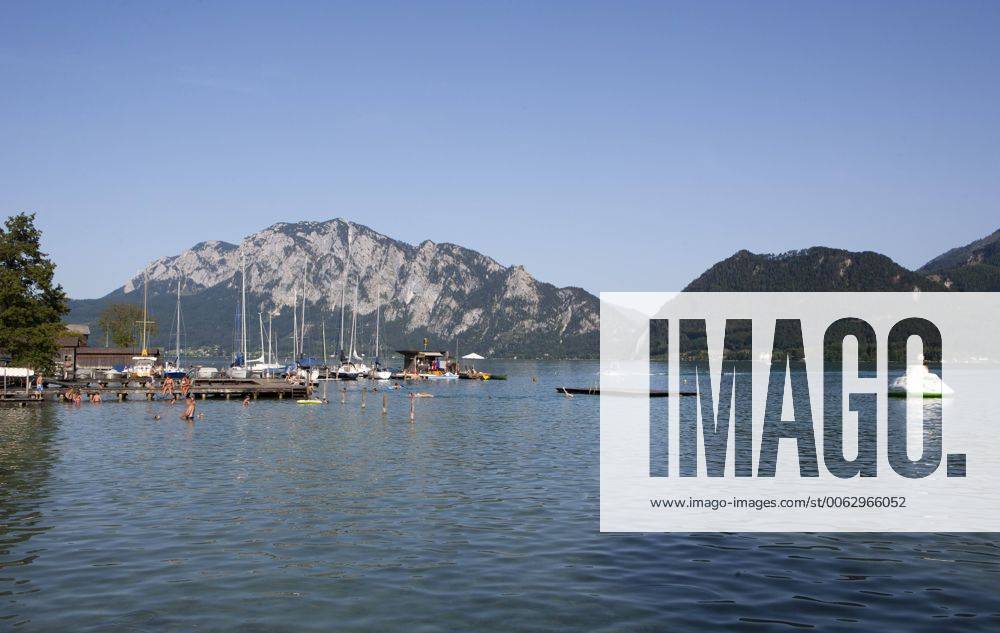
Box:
(300, 265), (307, 358)
(338, 224), (352, 357)
(141, 271), (149, 355)
(258, 312), (264, 362)
(374, 279), (381, 367)
(268, 313), (273, 365)
(348, 279), (359, 361)
(322, 321), (328, 364)
(175, 278), (182, 367)
(292, 287), (298, 359)
(241, 254), (248, 365)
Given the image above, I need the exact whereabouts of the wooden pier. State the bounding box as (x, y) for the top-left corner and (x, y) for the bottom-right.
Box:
(48, 377), (310, 402)
(0, 393), (44, 406)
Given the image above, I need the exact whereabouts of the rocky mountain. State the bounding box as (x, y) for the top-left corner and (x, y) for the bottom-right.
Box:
(684, 247), (946, 292)
(918, 228), (1000, 291)
(67, 224), (998, 361)
(68, 219), (599, 359)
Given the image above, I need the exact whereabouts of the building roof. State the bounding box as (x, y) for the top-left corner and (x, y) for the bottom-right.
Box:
(75, 347), (162, 356)
(395, 350), (447, 357)
(0, 367), (34, 377)
(66, 324), (91, 335)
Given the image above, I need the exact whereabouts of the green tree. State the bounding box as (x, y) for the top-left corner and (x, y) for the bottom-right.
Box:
(0, 212), (69, 373)
(98, 303), (156, 347)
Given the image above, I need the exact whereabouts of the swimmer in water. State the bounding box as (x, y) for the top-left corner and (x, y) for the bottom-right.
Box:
(180, 394), (196, 421)
(242, 395), (250, 407)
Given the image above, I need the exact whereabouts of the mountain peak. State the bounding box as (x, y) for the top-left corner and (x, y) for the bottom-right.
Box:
(685, 246), (942, 292)
(74, 217), (599, 358)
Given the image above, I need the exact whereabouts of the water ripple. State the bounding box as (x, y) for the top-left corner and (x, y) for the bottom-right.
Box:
(0, 362), (998, 630)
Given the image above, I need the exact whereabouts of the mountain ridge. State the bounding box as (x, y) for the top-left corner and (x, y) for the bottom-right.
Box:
(69, 218), (599, 359)
(918, 228), (1000, 291)
(67, 224), (998, 359)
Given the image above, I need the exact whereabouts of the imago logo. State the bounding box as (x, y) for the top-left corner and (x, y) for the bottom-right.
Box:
(599, 293), (1000, 532)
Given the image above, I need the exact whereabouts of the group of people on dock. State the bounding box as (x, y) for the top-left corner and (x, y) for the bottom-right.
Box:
(160, 375), (192, 399)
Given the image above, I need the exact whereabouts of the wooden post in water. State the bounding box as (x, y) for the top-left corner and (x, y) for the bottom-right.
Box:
(361, 388), (366, 409)
(409, 393), (415, 422)
(381, 393), (387, 415)
(340, 387), (346, 404)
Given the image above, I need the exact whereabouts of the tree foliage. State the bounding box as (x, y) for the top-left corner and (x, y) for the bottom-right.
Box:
(98, 303), (156, 348)
(0, 213), (69, 372)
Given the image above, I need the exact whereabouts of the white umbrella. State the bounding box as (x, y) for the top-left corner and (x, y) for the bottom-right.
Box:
(461, 353), (485, 360)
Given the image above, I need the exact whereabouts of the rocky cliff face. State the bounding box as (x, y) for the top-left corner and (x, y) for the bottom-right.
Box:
(69, 219), (599, 358)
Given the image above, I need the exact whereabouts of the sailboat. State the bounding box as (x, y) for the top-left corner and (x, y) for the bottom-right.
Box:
(227, 254), (250, 379)
(332, 224), (352, 375)
(128, 271), (158, 382)
(250, 312), (283, 376)
(371, 278), (391, 380)
(163, 278), (188, 379)
(336, 276), (370, 380)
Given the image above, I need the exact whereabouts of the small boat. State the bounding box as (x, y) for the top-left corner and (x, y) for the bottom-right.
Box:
(128, 355), (158, 381)
(227, 254), (251, 380)
(227, 365), (250, 379)
(336, 362), (369, 380)
(196, 366), (219, 379)
(250, 361), (285, 376)
(296, 399), (323, 405)
(128, 272), (159, 381)
(459, 370), (499, 380)
(888, 366), (954, 398)
(164, 278), (190, 380)
(426, 372), (458, 380)
(369, 277), (392, 381)
(555, 386), (687, 397)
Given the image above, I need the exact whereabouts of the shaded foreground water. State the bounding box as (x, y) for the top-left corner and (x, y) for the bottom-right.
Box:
(1, 361), (998, 631)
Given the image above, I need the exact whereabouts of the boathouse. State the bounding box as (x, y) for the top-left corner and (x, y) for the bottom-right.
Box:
(56, 325), (161, 378)
(396, 349), (455, 376)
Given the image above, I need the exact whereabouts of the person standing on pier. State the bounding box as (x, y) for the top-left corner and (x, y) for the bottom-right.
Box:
(180, 375), (191, 398)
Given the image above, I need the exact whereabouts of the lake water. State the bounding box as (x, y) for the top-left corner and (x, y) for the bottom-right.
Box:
(1, 361), (998, 631)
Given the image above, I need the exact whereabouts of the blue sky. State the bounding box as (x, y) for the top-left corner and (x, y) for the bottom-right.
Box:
(2, 1), (998, 298)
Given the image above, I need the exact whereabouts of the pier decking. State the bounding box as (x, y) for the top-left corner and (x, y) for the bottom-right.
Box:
(0, 393), (44, 406)
(47, 377), (310, 401)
